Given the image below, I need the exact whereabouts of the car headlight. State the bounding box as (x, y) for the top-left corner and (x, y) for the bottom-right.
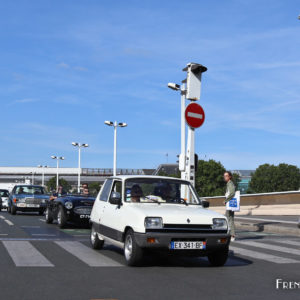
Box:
(212, 218), (227, 230)
(65, 201), (73, 209)
(41, 199), (46, 203)
(144, 217), (163, 229)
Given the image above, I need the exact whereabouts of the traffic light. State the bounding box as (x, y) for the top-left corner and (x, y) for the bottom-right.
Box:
(183, 63), (207, 101)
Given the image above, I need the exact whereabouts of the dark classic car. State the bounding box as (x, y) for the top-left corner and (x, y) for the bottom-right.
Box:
(8, 185), (49, 215)
(45, 194), (95, 228)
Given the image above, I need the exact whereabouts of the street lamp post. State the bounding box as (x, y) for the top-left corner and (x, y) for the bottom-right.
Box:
(72, 142), (89, 193)
(38, 165), (49, 186)
(51, 156), (65, 190)
(104, 121), (127, 176)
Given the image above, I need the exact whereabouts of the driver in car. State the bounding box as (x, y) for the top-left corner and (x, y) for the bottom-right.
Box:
(130, 185), (143, 202)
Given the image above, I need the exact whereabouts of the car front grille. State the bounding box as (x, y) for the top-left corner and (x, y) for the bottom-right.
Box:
(25, 198), (42, 204)
(74, 207), (92, 215)
(146, 224), (227, 234)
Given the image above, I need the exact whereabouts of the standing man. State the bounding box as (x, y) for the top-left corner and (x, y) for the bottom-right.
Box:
(224, 171), (236, 241)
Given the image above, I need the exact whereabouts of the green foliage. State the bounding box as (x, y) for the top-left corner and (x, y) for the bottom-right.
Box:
(46, 176), (72, 193)
(89, 182), (102, 196)
(249, 163), (300, 193)
(195, 159), (227, 197)
(157, 170), (181, 178)
(232, 173), (241, 189)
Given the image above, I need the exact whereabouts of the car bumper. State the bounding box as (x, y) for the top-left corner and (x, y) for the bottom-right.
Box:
(66, 211), (91, 223)
(14, 203), (46, 211)
(134, 232), (230, 254)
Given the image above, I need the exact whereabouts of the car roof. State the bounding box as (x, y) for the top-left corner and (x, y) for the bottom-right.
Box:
(108, 175), (188, 182)
(13, 185), (45, 188)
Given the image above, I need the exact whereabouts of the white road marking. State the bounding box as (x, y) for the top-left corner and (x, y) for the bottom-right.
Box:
(4, 219), (14, 226)
(268, 239), (300, 248)
(0, 216), (5, 219)
(2, 241), (54, 267)
(32, 234), (57, 236)
(235, 216), (298, 225)
(55, 241), (123, 267)
(187, 112), (203, 119)
(0, 234), (8, 236)
(230, 246), (300, 264)
(235, 240), (300, 256)
(39, 219), (46, 222)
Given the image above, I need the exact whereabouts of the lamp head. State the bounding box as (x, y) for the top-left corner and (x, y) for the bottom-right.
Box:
(104, 121), (113, 126)
(118, 122), (127, 127)
(51, 156), (57, 159)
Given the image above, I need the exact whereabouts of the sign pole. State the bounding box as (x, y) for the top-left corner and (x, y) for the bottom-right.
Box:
(180, 84), (186, 180)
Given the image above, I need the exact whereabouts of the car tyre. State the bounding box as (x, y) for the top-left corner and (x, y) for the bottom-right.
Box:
(45, 207), (53, 224)
(11, 205), (17, 215)
(38, 210), (44, 216)
(90, 224), (104, 250)
(124, 229), (143, 266)
(7, 205), (11, 214)
(207, 247), (229, 267)
(57, 206), (67, 228)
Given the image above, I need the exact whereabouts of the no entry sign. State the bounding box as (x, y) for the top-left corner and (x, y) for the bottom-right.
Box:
(185, 103), (205, 128)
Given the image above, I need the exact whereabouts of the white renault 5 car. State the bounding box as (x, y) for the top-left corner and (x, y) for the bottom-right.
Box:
(90, 175), (230, 266)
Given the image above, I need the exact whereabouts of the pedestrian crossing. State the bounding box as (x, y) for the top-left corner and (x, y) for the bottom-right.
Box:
(0, 238), (299, 267)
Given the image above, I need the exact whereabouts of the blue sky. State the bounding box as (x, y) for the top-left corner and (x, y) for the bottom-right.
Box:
(0, 0), (300, 170)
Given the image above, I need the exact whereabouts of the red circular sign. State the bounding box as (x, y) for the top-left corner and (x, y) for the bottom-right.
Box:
(185, 103), (205, 128)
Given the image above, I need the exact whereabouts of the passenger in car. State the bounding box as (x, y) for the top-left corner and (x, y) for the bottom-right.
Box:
(130, 185), (143, 202)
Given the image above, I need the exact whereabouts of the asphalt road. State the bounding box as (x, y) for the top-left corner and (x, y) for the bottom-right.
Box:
(0, 210), (300, 300)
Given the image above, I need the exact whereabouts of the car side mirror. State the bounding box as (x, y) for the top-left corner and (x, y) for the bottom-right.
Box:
(202, 200), (209, 208)
(110, 192), (122, 205)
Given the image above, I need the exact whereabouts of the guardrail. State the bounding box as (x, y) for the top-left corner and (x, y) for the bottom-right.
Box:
(81, 168), (145, 176)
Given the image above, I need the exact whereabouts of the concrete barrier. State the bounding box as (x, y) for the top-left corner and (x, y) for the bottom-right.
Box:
(204, 191), (300, 216)
(204, 190), (300, 206)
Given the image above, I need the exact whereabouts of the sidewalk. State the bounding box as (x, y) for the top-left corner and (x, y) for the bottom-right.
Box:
(209, 205), (300, 236)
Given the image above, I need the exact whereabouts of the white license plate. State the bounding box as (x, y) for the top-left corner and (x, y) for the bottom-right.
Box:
(17, 203), (26, 207)
(79, 215), (90, 219)
(27, 204), (40, 208)
(170, 241), (206, 250)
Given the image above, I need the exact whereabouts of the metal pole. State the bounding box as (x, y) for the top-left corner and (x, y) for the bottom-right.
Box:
(113, 121), (117, 176)
(180, 84), (186, 180)
(32, 172), (34, 185)
(56, 159), (59, 191)
(42, 167), (45, 186)
(78, 146), (81, 193)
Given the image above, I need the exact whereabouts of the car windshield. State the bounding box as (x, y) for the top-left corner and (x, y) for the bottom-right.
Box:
(15, 186), (46, 195)
(0, 190), (9, 197)
(125, 178), (200, 205)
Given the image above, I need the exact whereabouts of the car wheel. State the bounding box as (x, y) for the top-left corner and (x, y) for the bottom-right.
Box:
(7, 205), (11, 214)
(207, 247), (229, 267)
(124, 229), (143, 266)
(57, 206), (67, 228)
(45, 207), (53, 224)
(90, 225), (104, 250)
(11, 205), (16, 215)
(38, 210), (44, 216)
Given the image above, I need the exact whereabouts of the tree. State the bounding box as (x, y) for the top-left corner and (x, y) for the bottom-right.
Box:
(46, 176), (72, 193)
(195, 159), (226, 197)
(89, 182), (102, 196)
(157, 170), (181, 178)
(249, 163), (300, 193)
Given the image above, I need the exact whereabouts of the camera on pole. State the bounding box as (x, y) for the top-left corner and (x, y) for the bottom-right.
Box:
(183, 63), (207, 101)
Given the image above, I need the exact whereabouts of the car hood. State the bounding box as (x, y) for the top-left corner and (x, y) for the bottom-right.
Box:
(63, 197), (95, 207)
(126, 203), (225, 225)
(13, 194), (50, 199)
